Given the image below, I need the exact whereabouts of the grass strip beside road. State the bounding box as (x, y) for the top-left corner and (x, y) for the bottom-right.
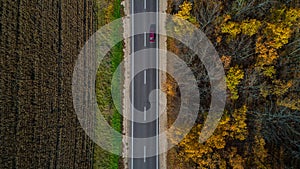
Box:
(93, 0), (123, 168)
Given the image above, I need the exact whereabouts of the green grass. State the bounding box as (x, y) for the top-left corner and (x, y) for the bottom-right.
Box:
(93, 0), (123, 168)
(109, 0), (123, 168)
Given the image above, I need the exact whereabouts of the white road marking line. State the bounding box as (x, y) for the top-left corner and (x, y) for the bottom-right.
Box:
(131, 0), (134, 168)
(144, 106), (146, 121)
(144, 32), (147, 47)
(156, 0), (159, 168)
(144, 146), (146, 163)
(144, 0), (146, 9)
(144, 70), (146, 84)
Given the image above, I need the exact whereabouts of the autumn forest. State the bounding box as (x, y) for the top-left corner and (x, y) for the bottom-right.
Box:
(0, 0), (299, 169)
(166, 0), (300, 168)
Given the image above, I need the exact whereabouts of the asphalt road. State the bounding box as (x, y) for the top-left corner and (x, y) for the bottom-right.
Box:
(130, 0), (159, 168)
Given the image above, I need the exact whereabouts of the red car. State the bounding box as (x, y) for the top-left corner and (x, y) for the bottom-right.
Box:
(149, 24), (156, 43)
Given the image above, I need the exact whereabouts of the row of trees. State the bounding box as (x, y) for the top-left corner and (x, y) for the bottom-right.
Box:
(166, 0), (300, 168)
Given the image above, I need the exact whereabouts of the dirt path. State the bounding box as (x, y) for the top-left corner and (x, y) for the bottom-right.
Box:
(121, 0), (131, 168)
(158, 1), (168, 169)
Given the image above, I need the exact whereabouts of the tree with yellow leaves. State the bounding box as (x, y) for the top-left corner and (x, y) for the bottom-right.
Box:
(175, 1), (198, 25)
(176, 106), (248, 168)
(171, 1), (199, 36)
(226, 65), (244, 100)
(221, 18), (262, 38)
